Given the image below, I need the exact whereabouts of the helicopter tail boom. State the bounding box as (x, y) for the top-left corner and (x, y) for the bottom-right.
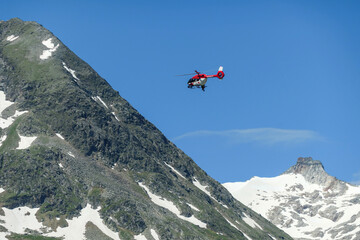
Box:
(217, 66), (225, 79)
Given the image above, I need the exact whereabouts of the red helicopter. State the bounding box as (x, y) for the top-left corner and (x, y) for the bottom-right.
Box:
(179, 66), (225, 91)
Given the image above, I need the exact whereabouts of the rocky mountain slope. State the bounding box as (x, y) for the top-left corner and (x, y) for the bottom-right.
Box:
(0, 18), (292, 240)
(224, 157), (360, 240)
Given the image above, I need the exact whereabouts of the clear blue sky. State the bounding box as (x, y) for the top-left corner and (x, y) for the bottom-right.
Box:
(3, 0), (360, 183)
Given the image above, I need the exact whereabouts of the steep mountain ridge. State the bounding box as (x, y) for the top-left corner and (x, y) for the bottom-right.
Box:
(224, 157), (360, 240)
(0, 18), (292, 240)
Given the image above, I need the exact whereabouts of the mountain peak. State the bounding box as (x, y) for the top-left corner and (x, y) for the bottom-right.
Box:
(288, 157), (325, 173)
(284, 157), (328, 184)
(297, 156), (323, 165)
(284, 157), (347, 192)
(7, 17), (23, 23)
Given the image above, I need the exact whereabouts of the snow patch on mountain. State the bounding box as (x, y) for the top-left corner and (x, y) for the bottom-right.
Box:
(187, 203), (200, 212)
(134, 229), (160, 240)
(6, 35), (19, 42)
(112, 112), (120, 121)
(193, 178), (228, 209)
(111, 163), (117, 170)
(219, 211), (240, 231)
(150, 229), (160, 240)
(269, 234), (276, 240)
(215, 212), (254, 240)
(0, 135), (7, 147)
(192, 178), (209, 192)
(40, 38), (59, 60)
(0, 91), (13, 113)
(138, 182), (207, 228)
(62, 62), (79, 81)
(56, 133), (65, 140)
(42, 38), (55, 49)
(0, 110), (27, 129)
(164, 162), (186, 179)
(47, 204), (120, 240)
(242, 213), (263, 230)
(97, 97), (108, 109)
(0, 204), (120, 240)
(0, 207), (44, 233)
(17, 134), (37, 149)
(0, 91), (28, 128)
(134, 233), (147, 240)
(92, 96), (109, 109)
(243, 232), (253, 240)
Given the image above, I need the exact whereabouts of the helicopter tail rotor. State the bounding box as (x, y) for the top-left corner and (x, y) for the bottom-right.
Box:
(217, 66), (225, 79)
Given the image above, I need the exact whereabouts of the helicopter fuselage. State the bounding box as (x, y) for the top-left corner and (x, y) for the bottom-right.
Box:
(187, 77), (208, 88)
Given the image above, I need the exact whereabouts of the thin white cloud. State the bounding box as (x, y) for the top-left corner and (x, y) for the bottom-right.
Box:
(172, 128), (323, 145)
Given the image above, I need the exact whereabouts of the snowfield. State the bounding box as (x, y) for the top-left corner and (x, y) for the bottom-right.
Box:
(47, 204), (120, 240)
(0, 204), (121, 240)
(0, 207), (44, 233)
(224, 173), (360, 240)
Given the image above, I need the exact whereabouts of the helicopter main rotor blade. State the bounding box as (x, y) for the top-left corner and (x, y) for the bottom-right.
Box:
(176, 67), (216, 77)
(176, 73), (195, 76)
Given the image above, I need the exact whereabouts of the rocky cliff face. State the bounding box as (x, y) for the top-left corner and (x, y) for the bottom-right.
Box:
(0, 18), (292, 240)
(224, 157), (360, 240)
(284, 157), (347, 193)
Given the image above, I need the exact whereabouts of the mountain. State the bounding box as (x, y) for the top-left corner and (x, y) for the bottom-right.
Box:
(0, 18), (292, 240)
(223, 157), (360, 240)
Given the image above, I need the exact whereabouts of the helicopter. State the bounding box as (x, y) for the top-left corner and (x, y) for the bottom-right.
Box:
(178, 66), (225, 91)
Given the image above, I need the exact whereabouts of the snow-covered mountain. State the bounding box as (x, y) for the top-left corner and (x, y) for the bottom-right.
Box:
(223, 157), (360, 240)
